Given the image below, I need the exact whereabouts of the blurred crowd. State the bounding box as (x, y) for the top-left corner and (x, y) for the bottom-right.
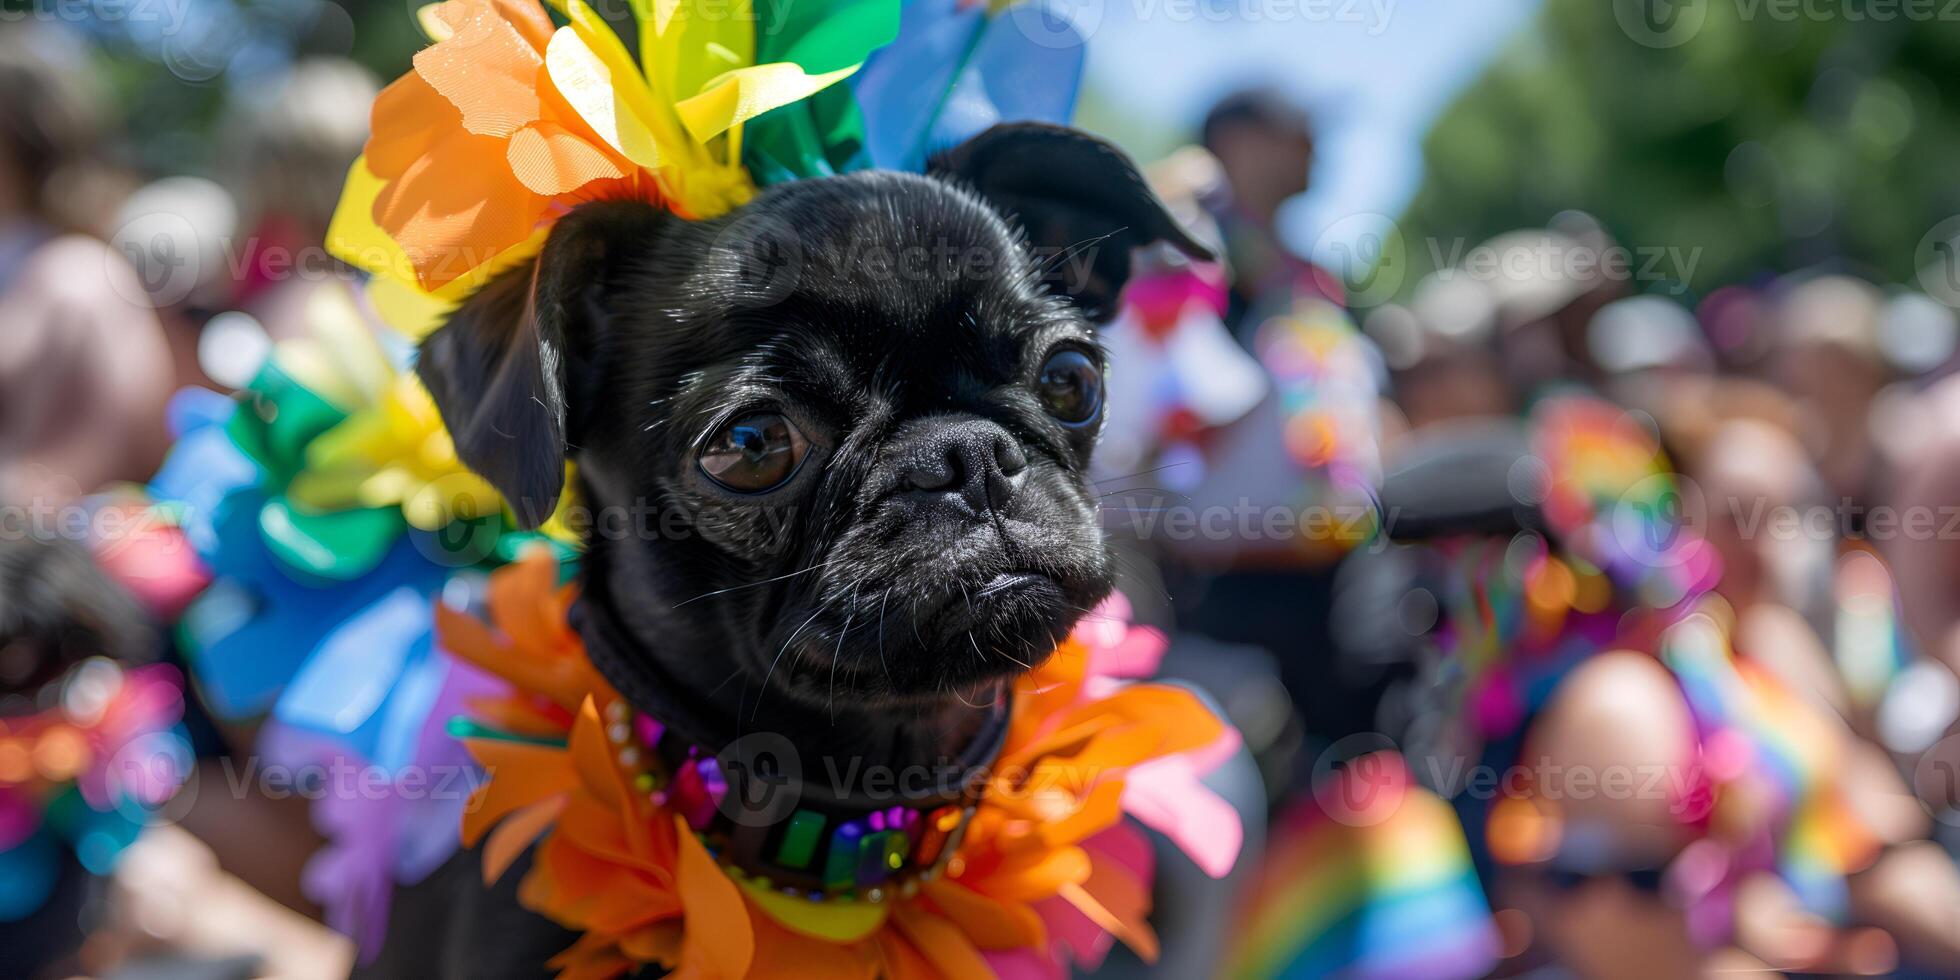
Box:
(9, 8), (1960, 980)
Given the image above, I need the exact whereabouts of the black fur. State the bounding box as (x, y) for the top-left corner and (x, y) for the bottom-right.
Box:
(374, 124), (1201, 976)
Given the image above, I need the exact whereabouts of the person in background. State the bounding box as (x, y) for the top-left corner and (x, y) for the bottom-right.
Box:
(1371, 275), (1517, 435)
(1198, 86), (1343, 337)
(0, 26), (174, 505)
(1768, 275), (1894, 513)
(217, 57), (378, 341)
(0, 534), (183, 979)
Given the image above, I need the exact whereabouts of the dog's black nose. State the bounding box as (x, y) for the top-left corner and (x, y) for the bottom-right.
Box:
(898, 418), (1028, 513)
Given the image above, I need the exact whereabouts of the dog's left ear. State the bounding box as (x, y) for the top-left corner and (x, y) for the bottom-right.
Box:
(931, 122), (1213, 322)
(416, 200), (667, 527)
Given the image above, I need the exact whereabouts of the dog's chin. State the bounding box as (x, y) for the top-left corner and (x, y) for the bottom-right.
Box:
(761, 570), (1108, 711)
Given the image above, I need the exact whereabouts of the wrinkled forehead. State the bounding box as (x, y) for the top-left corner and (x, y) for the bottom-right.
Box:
(690, 173), (1045, 321)
(611, 172), (1100, 448)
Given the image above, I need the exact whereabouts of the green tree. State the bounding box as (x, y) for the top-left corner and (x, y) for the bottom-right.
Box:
(1394, 0), (1960, 298)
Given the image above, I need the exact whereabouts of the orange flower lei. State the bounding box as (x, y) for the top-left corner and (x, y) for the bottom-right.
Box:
(441, 549), (1235, 979)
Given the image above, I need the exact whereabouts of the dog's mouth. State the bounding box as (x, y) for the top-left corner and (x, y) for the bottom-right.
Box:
(924, 570), (1067, 636)
(761, 566), (1097, 708)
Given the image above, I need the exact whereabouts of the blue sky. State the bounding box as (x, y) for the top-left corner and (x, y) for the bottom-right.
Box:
(1081, 0), (1544, 260)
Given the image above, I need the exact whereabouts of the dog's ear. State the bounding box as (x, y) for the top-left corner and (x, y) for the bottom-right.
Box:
(416, 200), (665, 527)
(930, 122), (1213, 322)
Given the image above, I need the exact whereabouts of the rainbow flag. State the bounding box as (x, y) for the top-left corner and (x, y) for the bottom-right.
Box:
(1227, 753), (1499, 980)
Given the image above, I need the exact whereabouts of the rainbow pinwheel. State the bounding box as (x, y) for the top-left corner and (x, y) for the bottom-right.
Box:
(327, 0), (902, 334)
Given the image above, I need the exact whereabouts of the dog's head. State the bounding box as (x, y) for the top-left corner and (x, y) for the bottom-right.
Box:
(417, 124), (1207, 711)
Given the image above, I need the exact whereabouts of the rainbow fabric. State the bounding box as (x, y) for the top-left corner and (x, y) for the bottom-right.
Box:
(1254, 298), (1384, 561)
(1830, 549), (1913, 711)
(0, 660), (189, 921)
(1226, 753), (1498, 980)
(1415, 395), (1881, 951)
(1660, 608), (1880, 939)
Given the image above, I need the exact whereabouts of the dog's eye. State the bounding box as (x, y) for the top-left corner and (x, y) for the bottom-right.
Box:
(699, 413), (809, 492)
(1036, 348), (1103, 426)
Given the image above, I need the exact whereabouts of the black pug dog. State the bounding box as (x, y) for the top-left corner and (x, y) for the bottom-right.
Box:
(360, 123), (1208, 977)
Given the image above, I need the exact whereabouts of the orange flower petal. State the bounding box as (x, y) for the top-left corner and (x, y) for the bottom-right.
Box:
(486, 547), (570, 653)
(921, 879), (1045, 950)
(508, 122), (632, 196)
(618, 922), (683, 967)
(747, 914), (879, 980)
(371, 130), (549, 290)
(367, 72), (454, 178)
(546, 930), (635, 980)
(873, 929), (938, 980)
(411, 0), (547, 138)
(461, 738), (575, 846)
(891, 904), (993, 980)
(484, 795), (567, 883)
(673, 815), (755, 979)
(568, 698), (627, 811)
(962, 844), (1093, 904)
(1058, 879), (1158, 963)
(557, 792), (673, 879)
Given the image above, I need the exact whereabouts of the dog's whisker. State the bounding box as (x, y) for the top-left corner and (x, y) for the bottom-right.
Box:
(707, 666), (745, 698)
(992, 642), (1034, 671)
(673, 558), (840, 608)
(829, 585), (859, 722)
(875, 589), (894, 694)
(1108, 550), (1174, 606)
(1089, 460), (1194, 489)
(1095, 486), (1190, 501)
(951, 678), (1004, 709)
(755, 604), (827, 721)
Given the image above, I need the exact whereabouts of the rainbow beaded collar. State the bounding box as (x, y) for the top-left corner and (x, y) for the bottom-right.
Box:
(439, 549), (1241, 979)
(480, 692), (1006, 908)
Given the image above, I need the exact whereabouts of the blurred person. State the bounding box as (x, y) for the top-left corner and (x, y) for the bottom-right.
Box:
(1693, 418), (1835, 635)
(1768, 274), (1892, 509)
(1198, 86), (1342, 334)
(0, 533), (184, 979)
(218, 57), (378, 341)
(0, 26), (175, 504)
(1097, 135), (1394, 795)
(111, 176), (246, 393)
(1377, 273), (1516, 434)
(1238, 396), (1955, 978)
(1480, 214), (1629, 395)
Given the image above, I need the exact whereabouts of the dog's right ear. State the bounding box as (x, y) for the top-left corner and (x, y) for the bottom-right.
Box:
(930, 123), (1213, 323)
(416, 201), (665, 528)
